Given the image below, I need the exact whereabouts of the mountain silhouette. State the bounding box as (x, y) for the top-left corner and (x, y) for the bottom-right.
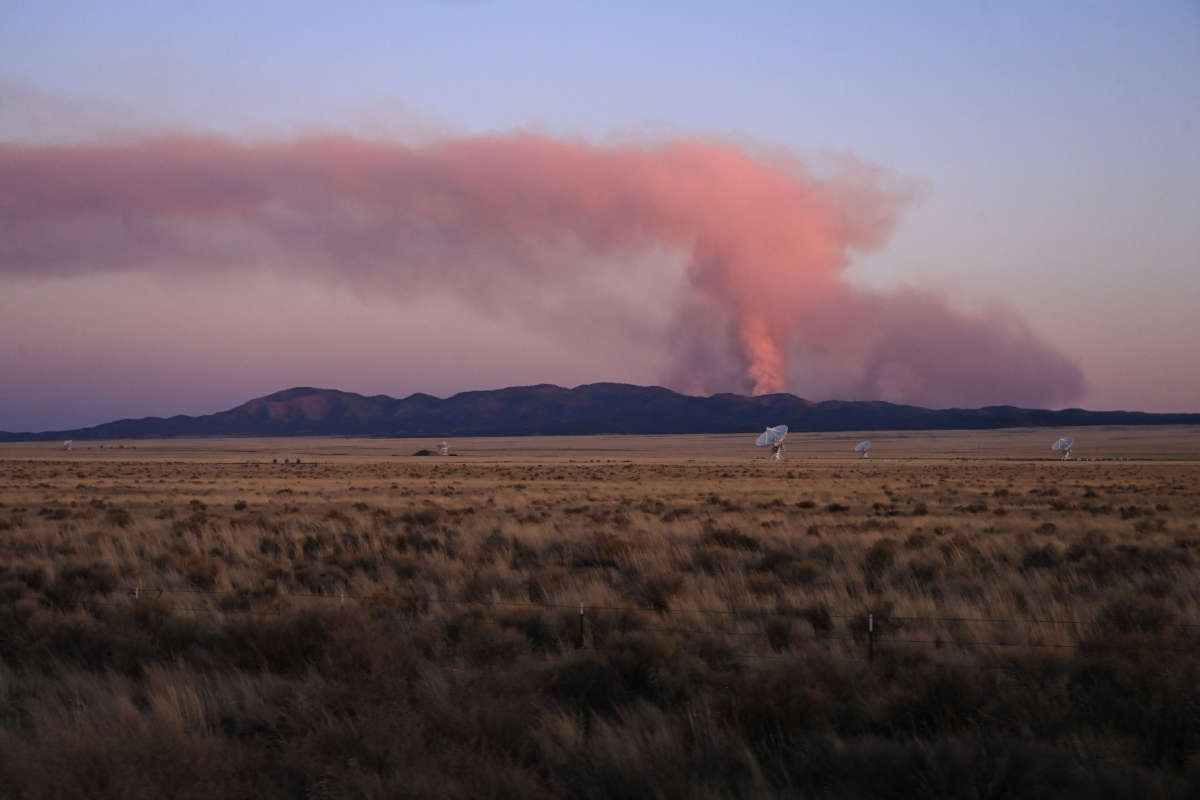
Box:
(2, 383), (1198, 440)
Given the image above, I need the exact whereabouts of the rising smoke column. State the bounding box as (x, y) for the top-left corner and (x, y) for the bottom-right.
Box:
(0, 133), (1083, 406)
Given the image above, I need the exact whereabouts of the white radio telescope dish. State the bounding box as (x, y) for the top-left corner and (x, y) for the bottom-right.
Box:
(63, 440), (73, 451)
(755, 425), (788, 447)
(755, 425), (788, 461)
(854, 440), (871, 458)
(438, 440), (449, 456)
(1051, 437), (1074, 460)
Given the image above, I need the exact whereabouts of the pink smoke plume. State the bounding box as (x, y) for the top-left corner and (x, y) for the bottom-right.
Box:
(0, 133), (1083, 407)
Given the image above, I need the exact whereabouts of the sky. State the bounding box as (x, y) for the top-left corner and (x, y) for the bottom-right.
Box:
(1, 1), (1198, 431)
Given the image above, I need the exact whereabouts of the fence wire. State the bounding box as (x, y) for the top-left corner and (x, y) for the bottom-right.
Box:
(26, 584), (1188, 661)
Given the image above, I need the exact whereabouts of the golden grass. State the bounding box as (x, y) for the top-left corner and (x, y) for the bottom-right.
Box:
(2, 428), (1199, 797)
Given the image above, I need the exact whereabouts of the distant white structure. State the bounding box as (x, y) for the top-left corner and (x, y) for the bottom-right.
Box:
(438, 440), (449, 456)
(1051, 437), (1074, 460)
(854, 440), (871, 458)
(63, 440), (73, 451)
(755, 425), (788, 461)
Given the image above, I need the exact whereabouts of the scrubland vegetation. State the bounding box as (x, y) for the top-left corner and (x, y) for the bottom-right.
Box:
(2, 448), (1200, 797)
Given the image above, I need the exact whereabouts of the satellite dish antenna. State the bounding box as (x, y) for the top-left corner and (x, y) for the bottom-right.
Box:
(854, 440), (871, 458)
(1051, 437), (1074, 460)
(63, 440), (73, 451)
(755, 425), (788, 461)
(438, 440), (449, 456)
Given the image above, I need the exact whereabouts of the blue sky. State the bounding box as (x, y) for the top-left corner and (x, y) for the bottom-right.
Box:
(2, 1), (1198, 427)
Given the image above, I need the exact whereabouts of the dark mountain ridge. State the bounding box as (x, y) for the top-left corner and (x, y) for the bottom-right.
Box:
(3, 383), (1198, 440)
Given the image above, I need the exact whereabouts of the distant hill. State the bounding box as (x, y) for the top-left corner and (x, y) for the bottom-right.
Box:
(2, 383), (1198, 440)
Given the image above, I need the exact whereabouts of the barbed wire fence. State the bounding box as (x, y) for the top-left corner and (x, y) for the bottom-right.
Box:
(36, 584), (1197, 673)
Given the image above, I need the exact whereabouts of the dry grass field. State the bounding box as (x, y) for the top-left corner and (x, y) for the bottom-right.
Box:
(2, 427), (1199, 798)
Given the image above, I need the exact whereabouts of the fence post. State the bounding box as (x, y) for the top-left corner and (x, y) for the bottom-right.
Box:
(134, 583), (140, 600)
(868, 613), (874, 663)
(578, 601), (585, 649)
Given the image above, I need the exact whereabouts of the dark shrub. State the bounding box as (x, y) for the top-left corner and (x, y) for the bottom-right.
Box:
(765, 617), (792, 652)
(547, 653), (626, 713)
(15, 567), (46, 590)
(44, 563), (119, 607)
(1096, 597), (1177, 635)
(631, 571), (684, 612)
(181, 555), (220, 590)
(778, 559), (820, 585)
(908, 558), (939, 583)
(600, 632), (680, 708)
(301, 566), (351, 596)
(905, 531), (930, 549)
(802, 604), (834, 635)
(103, 507), (133, 528)
(498, 608), (570, 652)
(864, 539), (896, 578)
(699, 525), (761, 551)
(1021, 544), (1062, 571)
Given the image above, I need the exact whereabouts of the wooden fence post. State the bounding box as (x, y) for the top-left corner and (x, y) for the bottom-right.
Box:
(578, 601), (585, 649)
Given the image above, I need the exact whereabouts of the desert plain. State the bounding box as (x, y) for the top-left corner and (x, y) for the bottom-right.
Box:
(2, 426), (1199, 797)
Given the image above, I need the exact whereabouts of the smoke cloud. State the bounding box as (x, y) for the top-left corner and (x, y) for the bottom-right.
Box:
(0, 133), (1083, 407)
